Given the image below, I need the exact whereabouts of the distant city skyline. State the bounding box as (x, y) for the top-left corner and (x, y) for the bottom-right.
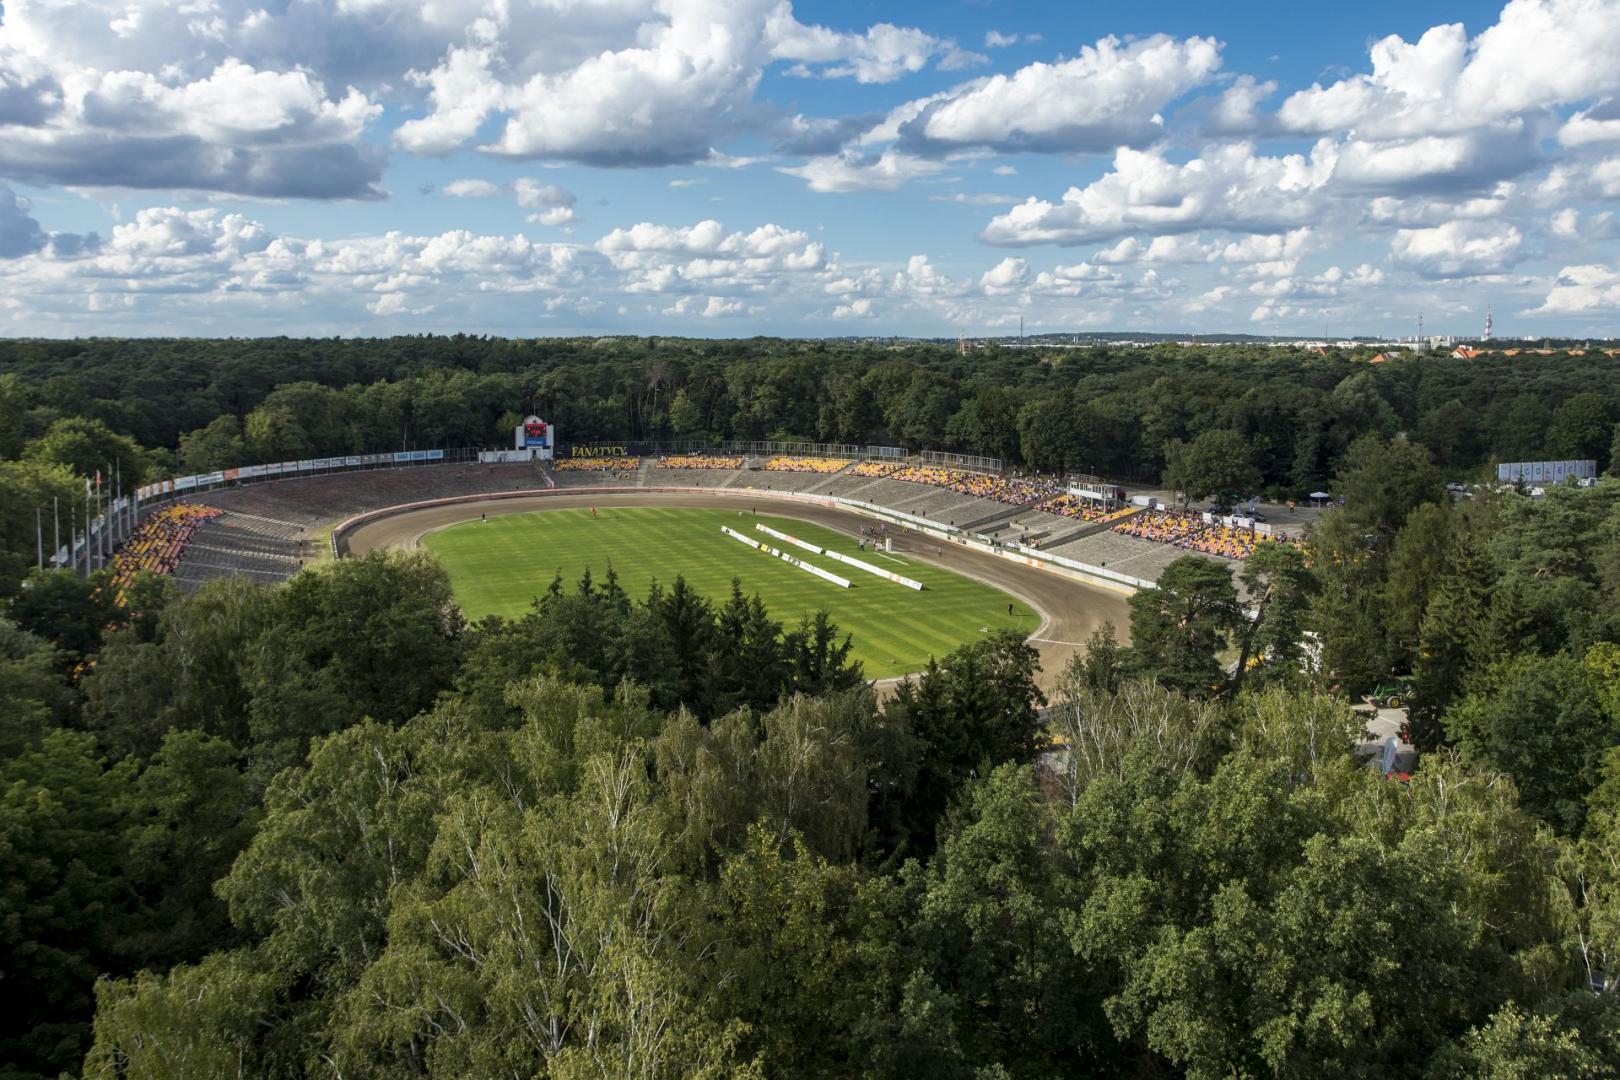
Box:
(2, 0), (1620, 338)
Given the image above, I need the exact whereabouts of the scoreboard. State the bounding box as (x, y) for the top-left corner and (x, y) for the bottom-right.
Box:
(513, 415), (555, 459)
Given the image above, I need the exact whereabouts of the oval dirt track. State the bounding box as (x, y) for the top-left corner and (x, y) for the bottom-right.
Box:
(344, 490), (1131, 693)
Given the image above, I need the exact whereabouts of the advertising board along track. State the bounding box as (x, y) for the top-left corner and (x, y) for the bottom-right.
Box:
(334, 486), (1132, 692)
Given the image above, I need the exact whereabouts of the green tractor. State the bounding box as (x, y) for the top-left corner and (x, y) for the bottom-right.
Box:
(1368, 677), (1417, 711)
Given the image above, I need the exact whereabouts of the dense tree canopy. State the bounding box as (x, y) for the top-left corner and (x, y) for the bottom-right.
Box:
(3, 338), (1620, 1076)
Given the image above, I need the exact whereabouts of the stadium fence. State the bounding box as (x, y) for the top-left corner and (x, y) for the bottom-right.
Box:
(917, 450), (1003, 473)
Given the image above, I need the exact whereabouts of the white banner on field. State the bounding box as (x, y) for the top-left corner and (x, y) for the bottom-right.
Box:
(746, 535), (851, 587)
(721, 525), (761, 549)
(823, 549), (924, 590)
(754, 523), (823, 554)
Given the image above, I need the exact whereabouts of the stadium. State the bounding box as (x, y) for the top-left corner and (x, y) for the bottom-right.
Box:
(82, 423), (1321, 687)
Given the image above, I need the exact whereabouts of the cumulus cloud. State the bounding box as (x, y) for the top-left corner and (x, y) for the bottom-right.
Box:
(893, 34), (1221, 155)
(0, 185), (49, 258)
(1559, 98), (1620, 146)
(1239, 0), (1620, 197)
(768, 9), (960, 84)
(1363, 186), (1515, 226)
(778, 150), (947, 193)
(663, 295), (758, 317)
(1, 0), (956, 184)
(0, 205), (857, 330)
(981, 142), (1334, 246)
(513, 179), (578, 226)
(394, 0), (962, 166)
(1276, 1), (1620, 139)
(979, 257), (1028, 293)
(443, 179), (502, 198)
(1529, 262), (1620, 313)
(1538, 156), (1620, 201)
(0, 34), (385, 198)
(1390, 219), (1524, 276)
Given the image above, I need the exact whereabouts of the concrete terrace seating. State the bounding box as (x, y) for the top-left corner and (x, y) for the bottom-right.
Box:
(847, 462), (1056, 509)
(550, 464), (641, 487)
(109, 503), (224, 598)
(655, 455), (744, 470)
(762, 456), (846, 474)
(166, 463), (543, 588)
(1111, 509), (1301, 561)
(1048, 528), (1197, 580)
(206, 463), (542, 522)
(173, 512), (305, 588)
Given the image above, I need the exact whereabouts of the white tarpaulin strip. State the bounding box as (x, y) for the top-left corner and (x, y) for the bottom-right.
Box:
(726, 526), (849, 587)
(823, 549), (924, 591)
(754, 522), (822, 554)
(721, 525), (761, 548)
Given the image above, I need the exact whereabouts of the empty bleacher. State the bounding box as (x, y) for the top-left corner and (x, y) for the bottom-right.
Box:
(169, 462), (543, 587)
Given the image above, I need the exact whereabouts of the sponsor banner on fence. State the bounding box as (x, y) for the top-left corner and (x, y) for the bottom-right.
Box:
(754, 523), (822, 554)
(823, 549), (924, 590)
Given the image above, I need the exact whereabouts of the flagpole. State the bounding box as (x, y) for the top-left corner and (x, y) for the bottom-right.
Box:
(53, 496), (60, 571)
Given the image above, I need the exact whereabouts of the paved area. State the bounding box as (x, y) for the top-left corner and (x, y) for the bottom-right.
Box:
(344, 490), (1132, 693)
(1354, 704), (1417, 774)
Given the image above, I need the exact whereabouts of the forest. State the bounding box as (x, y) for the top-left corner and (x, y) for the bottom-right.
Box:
(3, 338), (1620, 1077)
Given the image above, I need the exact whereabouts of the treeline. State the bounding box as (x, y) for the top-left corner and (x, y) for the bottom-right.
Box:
(2, 336), (1617, 481)
(4, 553), (1620, 1076)
(5, 337), (1620, 593)
(4, 451), (1620, 1075)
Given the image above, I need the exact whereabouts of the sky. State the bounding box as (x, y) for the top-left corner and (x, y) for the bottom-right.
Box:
(2, 0), (1620, 338)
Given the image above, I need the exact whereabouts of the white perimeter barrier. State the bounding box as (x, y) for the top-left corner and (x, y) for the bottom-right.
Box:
(823, 548), (924, 591)
(724, 526), (851, 587)
(755, 522), (821, 554)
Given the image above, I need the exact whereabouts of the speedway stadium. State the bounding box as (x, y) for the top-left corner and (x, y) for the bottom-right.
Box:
(104, 435), (1305, 686)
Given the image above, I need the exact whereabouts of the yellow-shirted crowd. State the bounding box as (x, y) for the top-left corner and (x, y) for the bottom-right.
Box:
(1033, 493), (1137, 525)
(657, 455), (745, 469)
(763, 456), (847, 473)
(108, 503), (223, 599)
(848, 462), (1055, 506)
(555, 458), (641, 472)
(1111, 509), (1299, 559)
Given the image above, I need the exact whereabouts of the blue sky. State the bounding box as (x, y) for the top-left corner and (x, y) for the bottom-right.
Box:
(2, 0), (1620, 337)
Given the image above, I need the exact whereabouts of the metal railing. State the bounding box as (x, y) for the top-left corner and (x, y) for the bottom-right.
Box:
(917, 450), (1003, 473)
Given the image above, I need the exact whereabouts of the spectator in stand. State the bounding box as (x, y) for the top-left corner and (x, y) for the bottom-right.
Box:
(764, 456), (846, 473)
(107, 503), (225, 602)
(847, 462), (1061, 507)
(1110, 508), (1300, 560)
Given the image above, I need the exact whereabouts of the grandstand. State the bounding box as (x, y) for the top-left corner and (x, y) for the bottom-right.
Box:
(656, 454), (744, 470)
(160, 462), (543, 588)
(108, 504), (224, 600)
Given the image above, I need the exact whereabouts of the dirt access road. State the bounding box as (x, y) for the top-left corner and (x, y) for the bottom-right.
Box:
(343, 490), (1131, 693)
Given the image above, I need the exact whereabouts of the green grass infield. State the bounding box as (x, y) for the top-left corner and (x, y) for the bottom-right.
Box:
(421, 505), (1038, 678)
